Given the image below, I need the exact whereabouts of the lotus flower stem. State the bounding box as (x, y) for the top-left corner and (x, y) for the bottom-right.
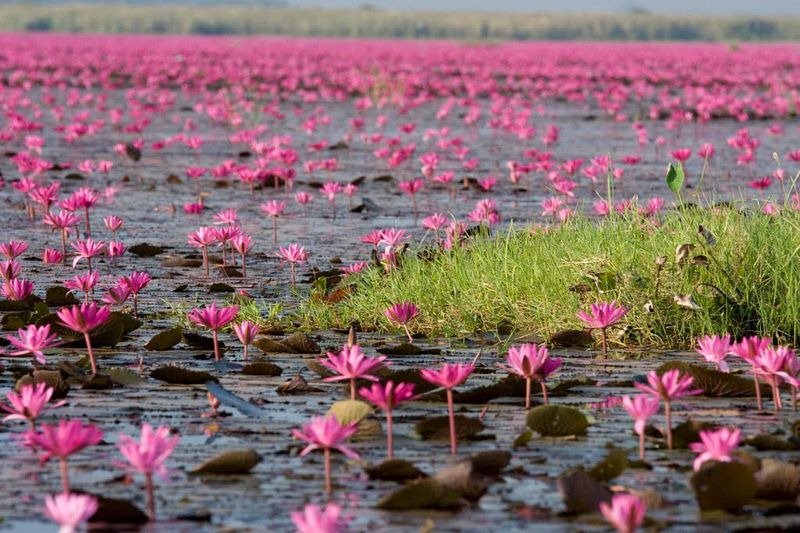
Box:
(525, 377), (531, 410)
(446, 389), (457, 455)
(349, 378), (357, 401)
(639, 431), (645, 460)
(240, 252), (247, 278)
(271, 218), (277, 246)
(61, 231), (68, 263)
(385, 410), (394, 459)
(290, 264), (296, 287)
(600, 327), (608, 355)
(83, 332), (97, 376)
(145, 473), (156, 521)
(665, 400), (673, 450)
(540, 381), (549, 406)
(59, 458), (70, 493)
(212, 330), (220, 362)
(202, 246), (209, 277)
(753, 373), (762, 410)
(323, 448), (332, 495)
(403, 324), (413, 343)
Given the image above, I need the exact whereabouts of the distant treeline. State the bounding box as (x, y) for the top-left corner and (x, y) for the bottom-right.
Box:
(2, 3), (800, 41)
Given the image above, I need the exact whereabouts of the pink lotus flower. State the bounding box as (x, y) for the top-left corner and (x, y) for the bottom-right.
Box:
(233, 320), (260, 361)
(277, 244), (309, 287)
(292, 415), (359, 494)
(0, 259), (20, 281)
(0, 239), (28, 259)
(635, 369), (702, 449)
(755, 344), (794, 411)
(730, 335), (772, 410)
(261, 200), (286, 244)
(291, 502), (347, 533)
(421, 363), (475, 455)
(65, 271), (99, 303)
(117, 423), (179, 520)
(70, 238), (106, 274)
(499, 343), (561, 409)
(44, 492), (98, 533)
(599, 493), (647, 533)
(43, 248), (65, 264)
(1, 382), (64, 429)
(27, 419), (103, 493)
(187, 227), (217, 276)
(120, 271), (151, 317)
(384, 302), (419, 343)
(187, 303), (239, 362)
(576, 301), (628, 355)
(360, 380), (415, 459)
(56, 303), (111, 375)
(621, 394), (660, 460)
(103, 215), (123, 239)
(320, 344), (387, 400)
(2, 278), (34, 301)
(5, 324), (59, 365)
(398, 178), (424, 214)
(231, 234), (254, 278)
(690, 427), (741, 471)
(695, 334), (733, 372)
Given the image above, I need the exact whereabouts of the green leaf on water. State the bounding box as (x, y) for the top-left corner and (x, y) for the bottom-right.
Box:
(327, 399), (373, 425)
(666, 162), (684, 197)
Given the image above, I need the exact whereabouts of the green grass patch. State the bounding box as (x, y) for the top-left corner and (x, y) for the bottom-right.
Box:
(299, 208), (800, 348)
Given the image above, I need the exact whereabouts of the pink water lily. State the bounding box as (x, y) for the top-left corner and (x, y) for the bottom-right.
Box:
(621, 394), (660, 460)
(1, 382), (65, 429)
(26, 419), (103, 493)
(359, 380), (416, 459)
(5, 324), (59, 365)
(635, 369), (702, 450)
(695, 334), (733, 372)
(384, 302), (419, 343)
(44, 492), (98, 533)
(690, 427), (741, 471)
(187, 303), (239, 362)
(599, 493), (647, 533)
(499, 343), (561, 409)
(421, 362), (475, 455)
(56, 303), (111, 376)
(291, 502), (347, 533)
(576, 301), (628, 355)
(292, 415), (359, 494)
(320, 343), (387, 400)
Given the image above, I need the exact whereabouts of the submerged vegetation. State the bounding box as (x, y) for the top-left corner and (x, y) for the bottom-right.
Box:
(1, 4), (800, 41)
(302, 207), (800, 347)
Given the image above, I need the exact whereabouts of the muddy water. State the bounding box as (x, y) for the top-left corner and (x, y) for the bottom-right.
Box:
(1, 94), (799, 531)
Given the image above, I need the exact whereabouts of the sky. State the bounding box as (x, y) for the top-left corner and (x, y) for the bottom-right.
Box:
(291, 0), (800, 15)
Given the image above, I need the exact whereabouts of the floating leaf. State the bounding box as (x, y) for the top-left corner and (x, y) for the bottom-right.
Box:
(746, 434), (797, 451)
(282, 333), (321, 354)
(145, 327), (183, 351)
(16, 370), (69, 398)
(365, 459), (427, 482)
(657, 362), (764, 397)
(670, 419), (717, 449)
(526, 405), (589, 437)
(421, 375), (525, 404)
(327, 400), (373, 425)
(470, 450), (511, 477)
(377, 479), (462, 511)
(128, 243), (164, 257)
(45, 286), (78, 307)
(89, 496), (148, 524)
(377, 343), (422, 356)
(106, 367), (143, 386)
(182, 331), (220, 350)
(208, 282), (235, 293)
(150, 365), (216, 385)
(434, 460), (487, 502)
(588, 448), (628, 482)
(82, 374), (113, 390)
(241, 362), (283, 377)
(691, 461), (756, 511)
(755, 459), (800, 501)
(163, 257), (203, 268)
(414, 415), (485, 441)
(666, 161), (685, 196)
(558, 468), (613, 514)
(513, 430), (533, 449)
(252, 337), (292, 354)
(276, 373), (322, 395)
(190, 449), (261, 475)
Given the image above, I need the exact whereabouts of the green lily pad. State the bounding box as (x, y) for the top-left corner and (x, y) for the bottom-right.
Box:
(128, 243), (164, 257)
(415, 415), (485, 441)
(471, 450), (511, 477)
(151, 365), (217, 384)
(282, 333), (320, 354)
(241, 362), (283, 377)
(106, 367), (144, 386)
(513, 429), (533, 449)
(377, 479), (462, 511)
(755, 459), (800, 501)
(252, 337), (292, 354)
(746, 434), (797, 451)
(145, 327), (183, 351)
(558, 468), (613, 514)
(588, 448), (628, 482)
(327, 399), (373, 425)
(365, 459), (427, 482)
(691, 461), (756, 511)
(526, 405), (589, 437)
(190, 449), (261, 475)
